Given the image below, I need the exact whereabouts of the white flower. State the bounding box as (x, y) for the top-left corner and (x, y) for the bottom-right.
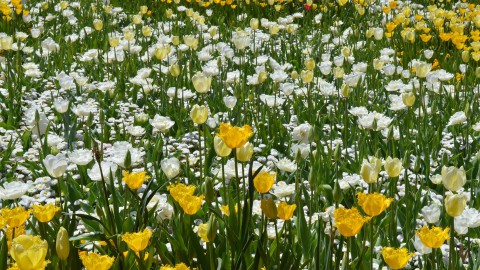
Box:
(109, 141), (144, 168)
(0, 181), (30, 200)
(150, 114), (175, 133)
(447, 111), (467, 126)
(25, 107), (49, 136)
(53, 98), (69, 113)
(127, 126), (146, 137)
(272, 181), (295, 198)
(223, 96), (237, 109)
(72, 104), (95, 117)
(275, 158), (297, 173)
(161, 157), (181, 179)
(69, 149), (93, 166)
(87, 161), (118, 183)
(357, 112), (393, 131)
(290, 143), (310, 159)
(43, 154), (68, 178)
(147, 194), (174, 221)
(292, 123), (312, 144)
(421, 204), (441, 224)
(270, 69), (288, 83)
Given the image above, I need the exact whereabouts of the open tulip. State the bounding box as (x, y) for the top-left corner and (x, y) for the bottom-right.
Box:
(10, 235), (49, 270)
(382, 247), (415, 269)
(441, 166), (466, 192)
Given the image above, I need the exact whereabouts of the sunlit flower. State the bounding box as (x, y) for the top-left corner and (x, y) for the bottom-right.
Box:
(32, 203), (60, 223)
(2, 207), (31, 227)
(216, 123), (253, 149)
(10, 235), (49, 270)
(123, 171), (150, 190)
(357, 192), (393, 217)
(122, 228), (152, 253)
(381, 247), (414, 269)
(416, 226), (449, 248)
(334, 207), (370, 237)
(254, 171), (275, 193)
(80, 252), (115, 270)
(277, 202), (296, 221)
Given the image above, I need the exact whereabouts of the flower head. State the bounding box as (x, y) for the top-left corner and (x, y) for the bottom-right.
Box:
(253, 171), (276, 194)
(122, 171), (150, 190)
(32, 203), (60, 223)
(357, 192), (393, 217)
(381, 247), (415, 269)
(334, 207), (370, 237)
(10, 235), (49, 270)
(216, 123), (253, 149)
(80, 252), (115, 270)
(415, 226), (450, 248)
(2, 207), (31, 227)
(122, 228), (152, 253)
(277, 201), (296, 221)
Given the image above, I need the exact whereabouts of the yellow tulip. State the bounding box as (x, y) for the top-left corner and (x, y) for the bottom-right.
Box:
(253, 171), (275, 193)
(216, 123), (254, 149)
(277, 201), (296, 221)
(32, 203), (60, 223)
(214, 136), (232, 157)
(416, 226), (449, 248)
(3, 207), (31, 227)
(334, 207), (370, 237)
(236, 142), (254, 162)
(357, 192), (393, 217)
(381, 247), (414, 269)
(10, 235), (49, 270)
(122, 170), (150, 190)
(56, 227), (70, 261)
(122, 228), (153, 252)
(444, 193), (467, 217)
(80, 252), (115, 270)
(190, 105), (209, 124)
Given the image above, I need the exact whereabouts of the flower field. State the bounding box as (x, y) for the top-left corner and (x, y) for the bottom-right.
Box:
(1, 0), (480, 269)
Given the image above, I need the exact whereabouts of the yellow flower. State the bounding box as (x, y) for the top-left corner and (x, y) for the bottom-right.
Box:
(168, 183), (196, 202)
(10, 235), (49, 270)
(214, 136), (232, 157)
(80, 252), (115, 270)
(0, 214), (6, 230)
(178, 195), (204, 215)
(416, 226), (450, 248)
(160, 263), (191, 270)
(334, 207), (370, 237)
(197, 223), (209, 242)
(32, 203), (60, 223)
(277, 201), (296, 221)
(122, 228), (152, 253)
(123, 171), (150, 190)
(253, 171), (275, 193)
(220, 205), (230, 216)
(2, 207), (31, 227)
(216, 123), (253, 149)
(357, 192), (393, 217)
(56, 227), (70, 261)
(381, 247), (414, 269)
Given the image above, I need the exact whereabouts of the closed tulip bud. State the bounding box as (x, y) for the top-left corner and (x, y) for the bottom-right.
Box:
(340, 84), (350, 98)
(301, 70), (314, 83)
(360, 156), (382, 184)
(269, 24), (280, 35)
(169, 63), (180, 77)
(142, 26), (152, 37)
(154, 44), (171, 60)
(132, 14), (142, 25)
(445, 193), (467, 217)
(366, 28), (374, 39)
(291, 70), (299, 79)
(209, 27), (217, 37)
(190, 105), (209, 124)
(214, 136), (232, 157)
(413, 156), (421, 173)
(442, 166), (466, 192)
(171, 35), (180, 46)
(124, 29), (135, 41)
(192, 72), (212, 93)
(341, 46), (351, 57)
(415, 62), (432, 78)
(236, 142), (254, 162)
(333, 144), (341, 162)
(333, 179), (343, 202)
(402, 92), (415, 107)
(165, 8), (174, 18)
(109, 36), (119, 48)
(207, 214), (218, 242)
(476, 67), (480, 78)
(261, 198), (277, 219)
(140, 5), (148, 14)
(250, 18), (259, 30)
(41, 2), (49, 10)
(462, 50), (470, 63)
(93, 19), (103, 31)
(56, 227), (70, 261)
(385, 157), (402, 177)
(203, 177), (215, 203)
(258, 71), (268, 83)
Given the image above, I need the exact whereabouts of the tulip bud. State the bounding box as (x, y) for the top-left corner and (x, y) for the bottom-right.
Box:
(261, 198), (277, 219)
(476, 67), (480, 78)
(56, 227), (70, 261)
(109, 36), (119, 48)
(214, 136), (232, 157)
(360, 156), (382, 184)
(192, 72), (212, 93)
(154, 44), (171, 60)
(123, 150), (132, 169)
(445, 193), (467, 217)
(333, 144), (341, 162)
(462, 50), (470, 63)
(204, 177), (215, 203)
(384, 157), (402, 178)
(190, 105), (209, 124)
(132, 14), (142, 25)
(333, 179), (343, 203)
(207, 214), (218, 242)
(290, 70), (299, 79)
(250, 18), (259, 30)
(441, 166), (466, 192)
(124, 29), (135, 41)
(140, 5), (148, 14)
(301, 70), (314, 83)
(258, 71), (268, 84)
(236, 142), (254, 162)
(402, 92), (416, 107)
(340, 84), (350, 98)
(142, 26), (152, 37)
(169, 63), (180, 77)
